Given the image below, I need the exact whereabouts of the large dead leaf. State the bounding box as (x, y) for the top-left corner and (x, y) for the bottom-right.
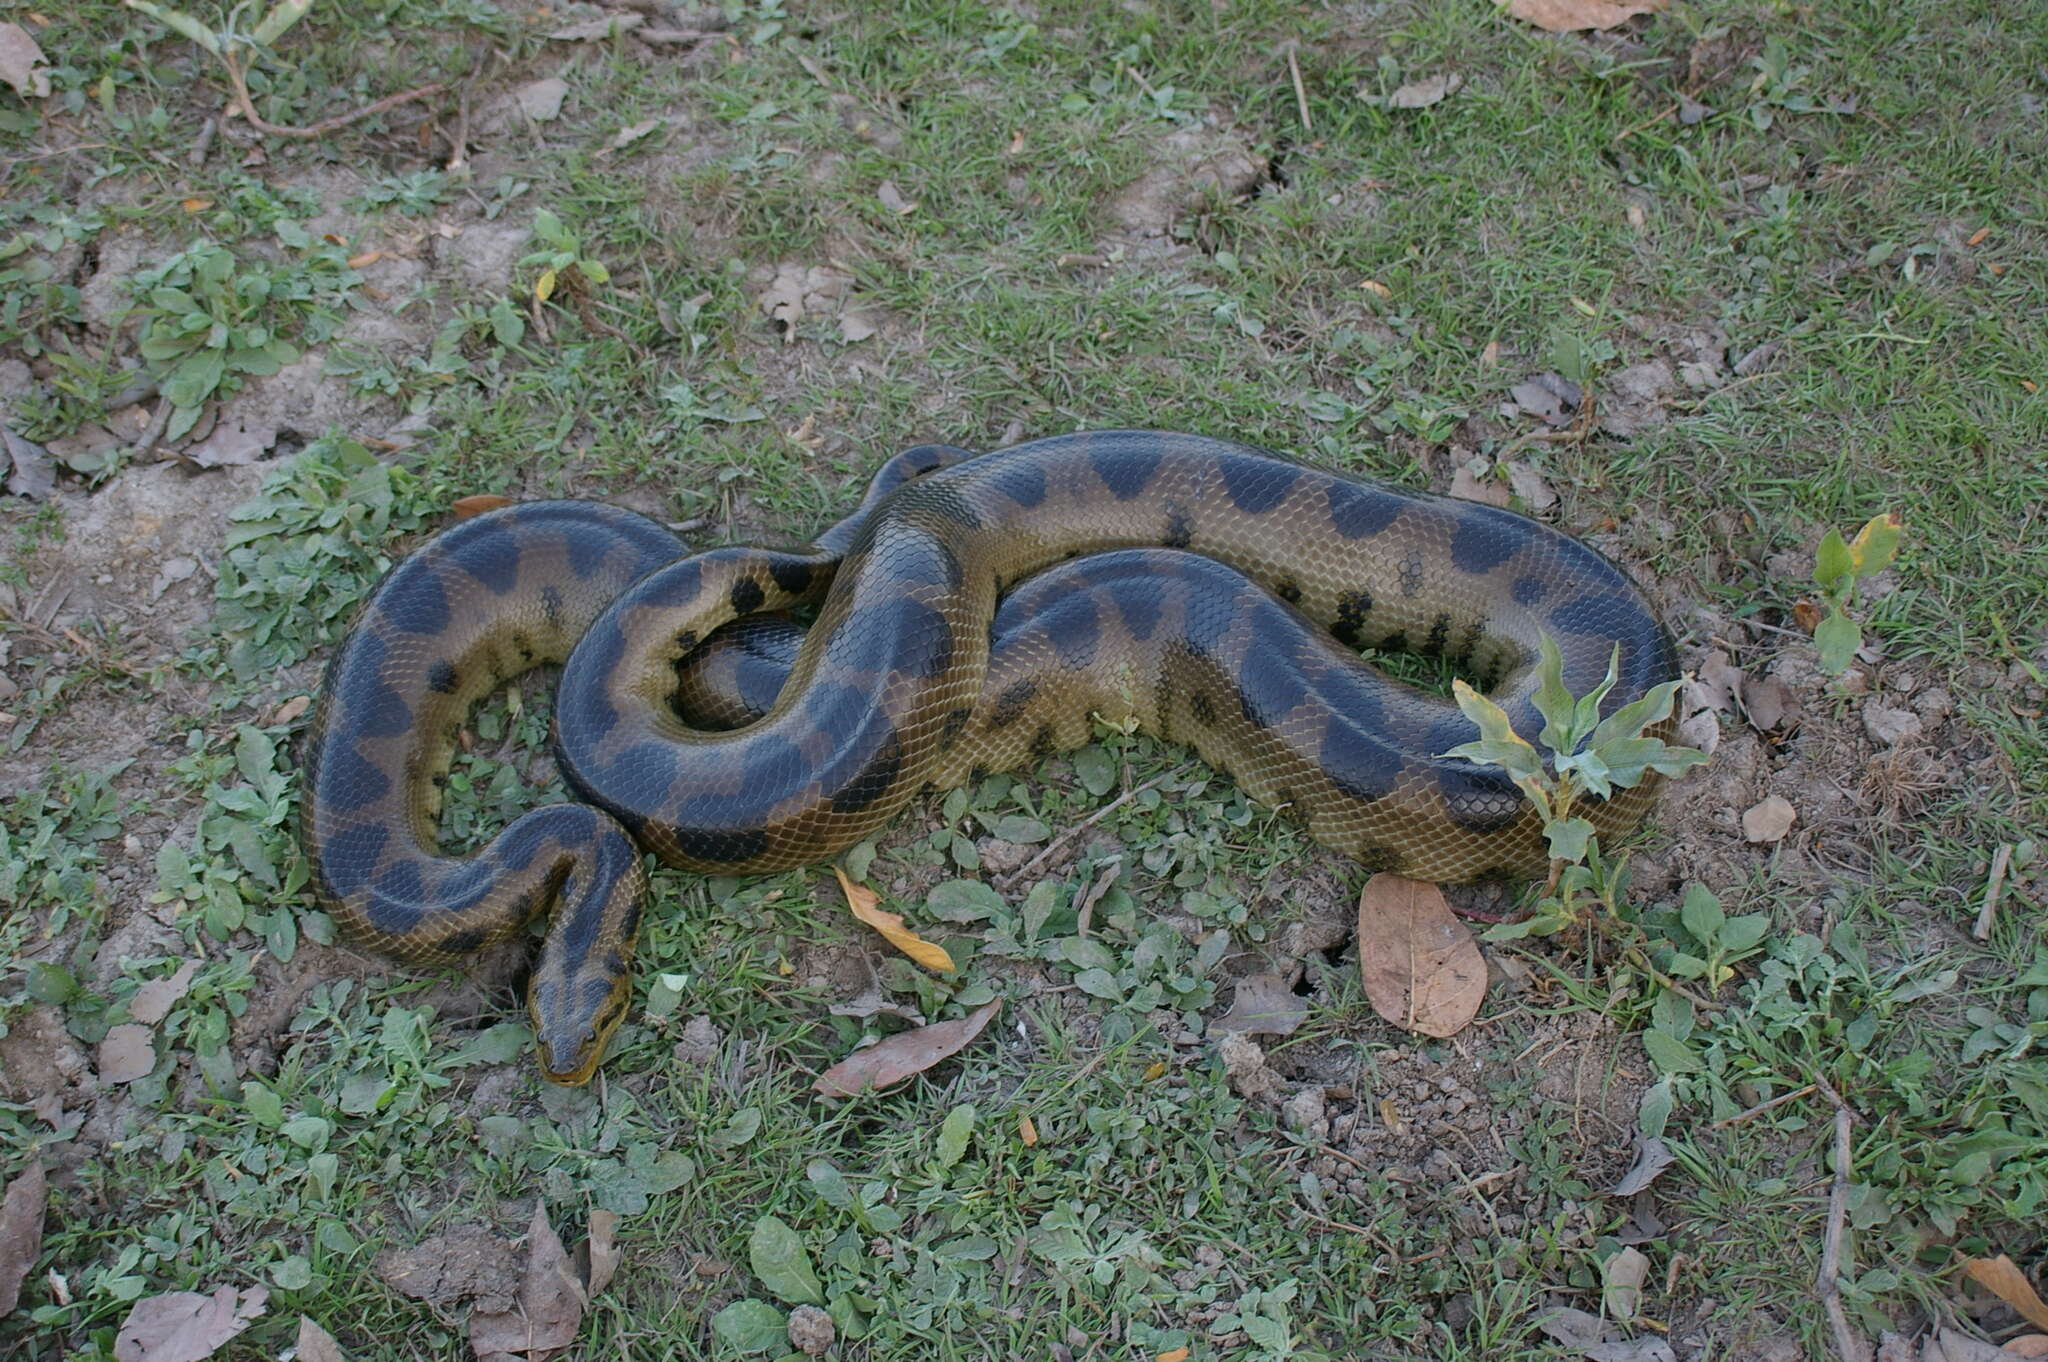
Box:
(98, 1024), (157, 1084)
(0, 22), (51, 98)
(1742, 796), (1797, 844)
(833, 867), (955, 972)
(1211, 973), (1308, 1037)
(1602, 1245), (1650, 1321)
(0, 1162), (47, 1316)
(1963, 1256), (2048, 1331)
(1606, 1135), (1676, 1196)
(814, 999), (1002, 1098)
(114, 1286), (267, 1362)
(129, 961), (200, 1026)
(578, 1209), (621, 1298)
(2, 421), (55, 499)
(295, 1317), (347, 1362)
(1356, 874), (1485, 1038)
(183, 415), (278, 468)
(469, 1205), (585, 1362)
(1505, 0), (1669, 33)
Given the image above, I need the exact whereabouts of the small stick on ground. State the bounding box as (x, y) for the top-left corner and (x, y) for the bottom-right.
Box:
(1815, 1088), (1869, 1362)
(993, 769), (1180, 892)
(1710, 1082), (1817, 1130)
(1287, 46), (1313, 133)
(1972, 842), (2014, 941)
(221, 50), (443, 140)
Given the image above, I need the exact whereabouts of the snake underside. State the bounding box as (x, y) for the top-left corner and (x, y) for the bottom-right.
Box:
(301, 431), (1678, 1081)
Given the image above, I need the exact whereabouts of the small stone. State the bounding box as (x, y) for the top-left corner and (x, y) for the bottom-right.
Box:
(1742, 796), (1797, 843)
(787, 1304), (834, 1356)
(1861, 703), (1923, 747)
(1283, 1086), (1329, 1139)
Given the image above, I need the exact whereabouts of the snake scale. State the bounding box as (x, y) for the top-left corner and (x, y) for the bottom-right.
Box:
(301, 431), (1677, 1082)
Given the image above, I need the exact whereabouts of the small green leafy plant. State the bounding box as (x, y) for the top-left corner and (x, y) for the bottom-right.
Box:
(521, 209), (612, 305)
(1444, 637), (1707, 940)
(1811, 512), (1904, 673)
(131, 237), (359, 439)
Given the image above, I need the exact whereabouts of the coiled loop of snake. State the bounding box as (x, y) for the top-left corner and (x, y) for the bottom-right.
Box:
(301, 431), (1676, 1082)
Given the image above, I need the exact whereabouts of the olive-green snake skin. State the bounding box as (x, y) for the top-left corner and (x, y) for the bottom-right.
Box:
(301, 431), (1677, 1082)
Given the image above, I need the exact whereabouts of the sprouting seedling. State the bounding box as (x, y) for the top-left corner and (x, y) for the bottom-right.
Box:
(1811, 513), (1904, 674)
(1445, 637), (1708, 868)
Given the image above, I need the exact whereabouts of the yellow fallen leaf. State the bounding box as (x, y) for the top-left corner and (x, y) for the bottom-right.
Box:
(535, 267), (557, 302)
(1018, 1113), (1038, 1146)
(1157, 1350), (1191, 1362)
(1143, 1060), (1166, 1081)
(834, 866), (955, 972)
(1963, 1255), (2048, 1331)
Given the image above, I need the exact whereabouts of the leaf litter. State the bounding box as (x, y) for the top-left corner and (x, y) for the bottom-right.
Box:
(0, 1162), (47, 1316)
(813, 998), (1002, 1097)
(1355, 874), (1486, 1038)
(113, 1285), (267, 1362)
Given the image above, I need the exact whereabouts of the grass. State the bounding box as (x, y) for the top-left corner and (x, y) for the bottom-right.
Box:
(2, 0), (2045, 1358)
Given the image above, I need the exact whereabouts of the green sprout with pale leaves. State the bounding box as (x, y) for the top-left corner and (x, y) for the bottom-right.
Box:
(1811, 512), (1904, 674)
(1444, 637), (1708, 941)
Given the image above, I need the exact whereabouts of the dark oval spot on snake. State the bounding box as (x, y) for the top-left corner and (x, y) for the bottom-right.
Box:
(988, 458), (1047, 508)
(769, 558), (814, 594)
(1448, 506), (1532, 576)
(826, 596), (953, 680)
(445, 523), (521, 594)
(1512, 574), (1551, 606)
(827, 724), (905, 814)
(1318, 722), (1403, 803)
(1048, 592), (1101, 669)
(1221, 456), (1299, 514)
(1189, 690), (1217, 727)
(382, 564), (450, 635)
(1353, 845), (1407, 875)
(937, 705), (972, 750)
(1333, 589), (1375, 646)
(1090, 441), (1162, 500)
(634, 559), (703, 610)
(427, 660), (458, 694)
(567, 527), (616, 580)
(986, 678), (1039, 730)
(1237, 631), (1310, 730)
(667, 818), (770, 865)
(1438, 765), (1525, 834)
(730, 576), (766, 614)
(1327, 481), (1402, 540)
(1110, 575), (1167, 641)
(1162, 502), (1194, 549)
(438, 926), (489, 956)
(313, 819), (387, 896)
(1548, 591), (1637, 639)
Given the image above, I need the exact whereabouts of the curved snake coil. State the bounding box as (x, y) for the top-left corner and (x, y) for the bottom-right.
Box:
(301, 431), (1677, 1082)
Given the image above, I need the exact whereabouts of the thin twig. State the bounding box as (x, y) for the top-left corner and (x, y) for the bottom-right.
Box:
(133, 396), (173, 461)
(1613, 101), (1679, 143)
(1816, 1100), (1868, 1362)
(221, 49), (442, 140)
(1972, 842), (2014, 941)
(993, 768), (1181, 892)
(1623, 946), (1726, 1011)
(1286, 46), (1313, 133)
(1710, 1082), (1817, 1129)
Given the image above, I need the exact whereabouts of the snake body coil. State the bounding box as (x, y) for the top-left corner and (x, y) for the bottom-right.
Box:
(302, 431), (1676, 1081)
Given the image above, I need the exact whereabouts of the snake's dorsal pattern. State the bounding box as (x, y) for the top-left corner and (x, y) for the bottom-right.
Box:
(302, 431), (1676, 1081)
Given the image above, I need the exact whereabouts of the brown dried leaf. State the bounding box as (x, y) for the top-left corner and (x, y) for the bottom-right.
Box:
(0, 1163), (47, 1316)
(1386, 73), (1463, 109)
(1606, 1135), (1676, 1196)
(580, 1209), (621, 1299)
(129, 961), (201, 1026)
(813, 998), (1002, 1098)
(834, 866), (954, 972)
(1602, 1245), (1650, 1321)
(114, 1286), (267, 1362)
(98, 1024), (156, 1084)
(1741, 796), (1797, 844)
(1449, 463), (1512, 508)
(1791, 599), (1824, 633)
(1211, 973), (1308, 1037)
(1505, 459), (1558, 511)
(759, 264), (808, 342)
(469, 1205), (584, 1362)
(1356, 874), (1485, 1038)
(1743, 676), (1795, 732)
(2, 421), (56, 499)
(295, 1317), (348, 1362)
(1923, 1330), (2015, 1362)
(0, 22), (51, 98)
(452, 495), (517, 519)
(1964, 1256), (2048, 1331)
(1506, 0), (1669, 33)
(2003, 1336), (2048, 1358)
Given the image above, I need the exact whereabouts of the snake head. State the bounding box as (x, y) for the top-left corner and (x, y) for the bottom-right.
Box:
(528, 969), (632, 1085)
